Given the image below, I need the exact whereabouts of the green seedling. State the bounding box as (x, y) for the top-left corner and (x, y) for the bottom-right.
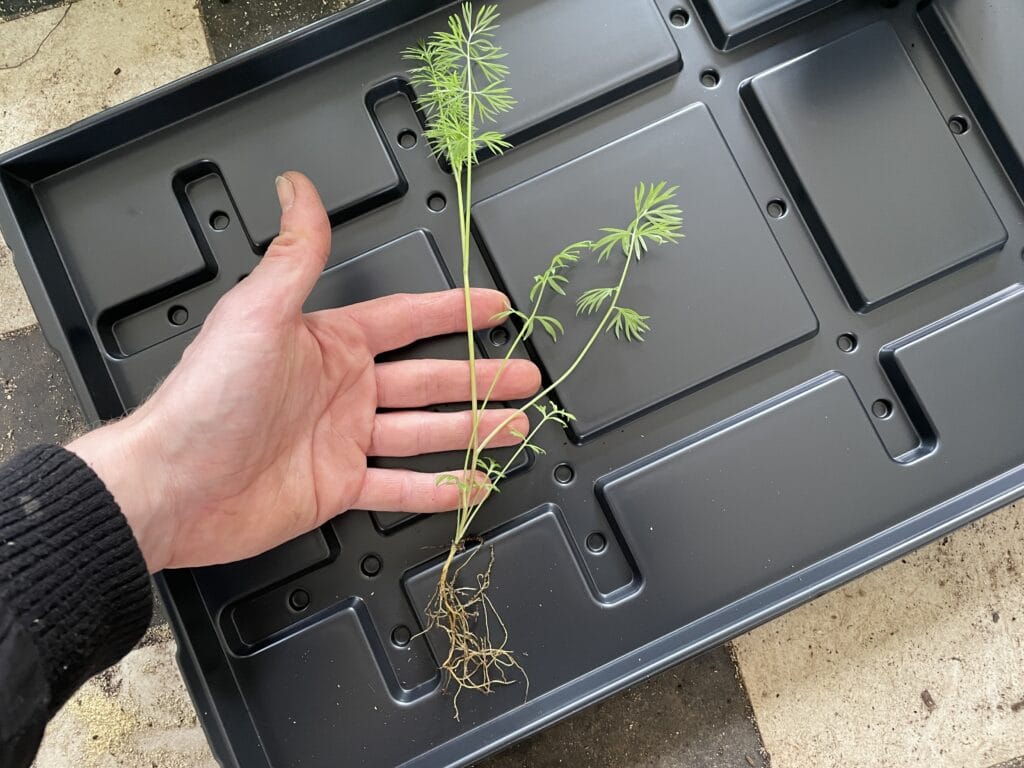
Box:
(403, 2), (683, 718)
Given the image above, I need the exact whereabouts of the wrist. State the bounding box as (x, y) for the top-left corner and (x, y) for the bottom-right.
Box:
(67, 411), (178, 573)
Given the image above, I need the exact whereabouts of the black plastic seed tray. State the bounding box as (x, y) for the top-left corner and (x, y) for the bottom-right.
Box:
(2, 0), (1023, 765)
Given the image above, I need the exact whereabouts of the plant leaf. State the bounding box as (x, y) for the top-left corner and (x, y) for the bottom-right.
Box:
(490, 308), (527, 323)
(435, 473), (462, 488)
(533, 401), (574, 428)
(576, 286), (615, 316)
(606, 306), (652, 342)
(535, 314), (564, 342)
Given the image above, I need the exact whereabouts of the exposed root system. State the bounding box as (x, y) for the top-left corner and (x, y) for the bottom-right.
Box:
(424, 545), (527, 719)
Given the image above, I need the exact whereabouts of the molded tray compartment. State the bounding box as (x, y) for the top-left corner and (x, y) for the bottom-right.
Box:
(742, 23), (1006, 311)
(474, 104), (817, 440)
(35, 75), (403, 319)
(693, 0), (841, 50)
(108, 168), (255, 357)
(920, 0), (1024, 201)
(303, 230), (450, 313)
(403, 507), (635, 718)
(440, 0), (681, 147)
(221, 507), (633, 767)
(229, 605), (419, 768)
(882, 285), (1024, 482)
(600, 374), (917, 627)
(37, 162), (212, 325)
(194, 527), (336, 610)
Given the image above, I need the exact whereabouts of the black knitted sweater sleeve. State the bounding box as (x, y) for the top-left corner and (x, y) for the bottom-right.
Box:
(0, 445), (153, 767)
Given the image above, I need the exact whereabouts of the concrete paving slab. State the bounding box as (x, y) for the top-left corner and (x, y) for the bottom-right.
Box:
(34, 632), (765, 768)
(734, 501), (1024, 768)
(0, 238), (36, 334)
(198, 0), (356, 62)
(0, 325), (86, 461)
(479, 646), (767, 768)
(33, 626), (218, 768)
(0, 0), (210, 154)
(0, 0), (212, 334)
(0, 0), (64, 22)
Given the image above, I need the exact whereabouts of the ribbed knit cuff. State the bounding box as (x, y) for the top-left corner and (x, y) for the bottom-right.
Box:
(0, 445), (153, 711)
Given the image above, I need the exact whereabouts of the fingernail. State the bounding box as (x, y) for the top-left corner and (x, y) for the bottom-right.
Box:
(275, 175), (295, 211)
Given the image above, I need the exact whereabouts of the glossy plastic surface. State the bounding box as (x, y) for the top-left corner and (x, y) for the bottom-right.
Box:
(1, 1), (1022, 766)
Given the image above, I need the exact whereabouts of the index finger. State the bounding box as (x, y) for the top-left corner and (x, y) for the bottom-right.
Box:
(326, 288), (510, 355)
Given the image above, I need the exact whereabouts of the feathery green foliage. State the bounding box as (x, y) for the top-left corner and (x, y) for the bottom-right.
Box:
(404, 3), (515, 175)
(403, 2), (683, 718)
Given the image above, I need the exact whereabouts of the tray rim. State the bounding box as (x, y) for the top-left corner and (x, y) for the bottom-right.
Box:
(1, 1), (1022, 766)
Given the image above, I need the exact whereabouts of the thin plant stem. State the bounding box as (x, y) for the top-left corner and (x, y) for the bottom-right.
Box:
(403, 4), (681, 711)
(474, 226), (640, 458)
(477, 276), (551, 413)
(460, 237), (638, 530)
(459, 26), (480, 520)
(454, 171), (475, 515)
(456, 409), (554, 541)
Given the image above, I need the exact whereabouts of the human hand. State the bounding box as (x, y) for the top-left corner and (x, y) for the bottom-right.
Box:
(68, 172), (539, 572)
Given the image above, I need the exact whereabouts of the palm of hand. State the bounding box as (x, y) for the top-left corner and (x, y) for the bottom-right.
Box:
(146, 307), (377, 567)
(77, 173), (537, 571)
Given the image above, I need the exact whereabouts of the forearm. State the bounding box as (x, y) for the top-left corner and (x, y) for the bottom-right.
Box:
(67, 414), (177, 573)
(0, 445), (152, 767)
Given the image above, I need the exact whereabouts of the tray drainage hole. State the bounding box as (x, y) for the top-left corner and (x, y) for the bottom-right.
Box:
(700, 68), (720, 89)
(836, 333), (858, 353)
(391, 625), (412, 647)
(669, 8), (689, 27)
(361, 554), (382, 577)
(553, 463), (575, 484)
(209, 210), (230, 231)
(168, 306), (189, 326)
(948, 115), (969, 135)
(288, 589), (310, 612)
(427, 192), (447, 212)
(586, 532), (607, 554)
(766, 199), (788, 219)
(489, 326), (510, 347)
(871, 399), (893, 419)
(397, 129), (418, 149)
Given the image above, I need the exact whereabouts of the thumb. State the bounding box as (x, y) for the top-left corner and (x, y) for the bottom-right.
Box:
(242, 171), (331, 318)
